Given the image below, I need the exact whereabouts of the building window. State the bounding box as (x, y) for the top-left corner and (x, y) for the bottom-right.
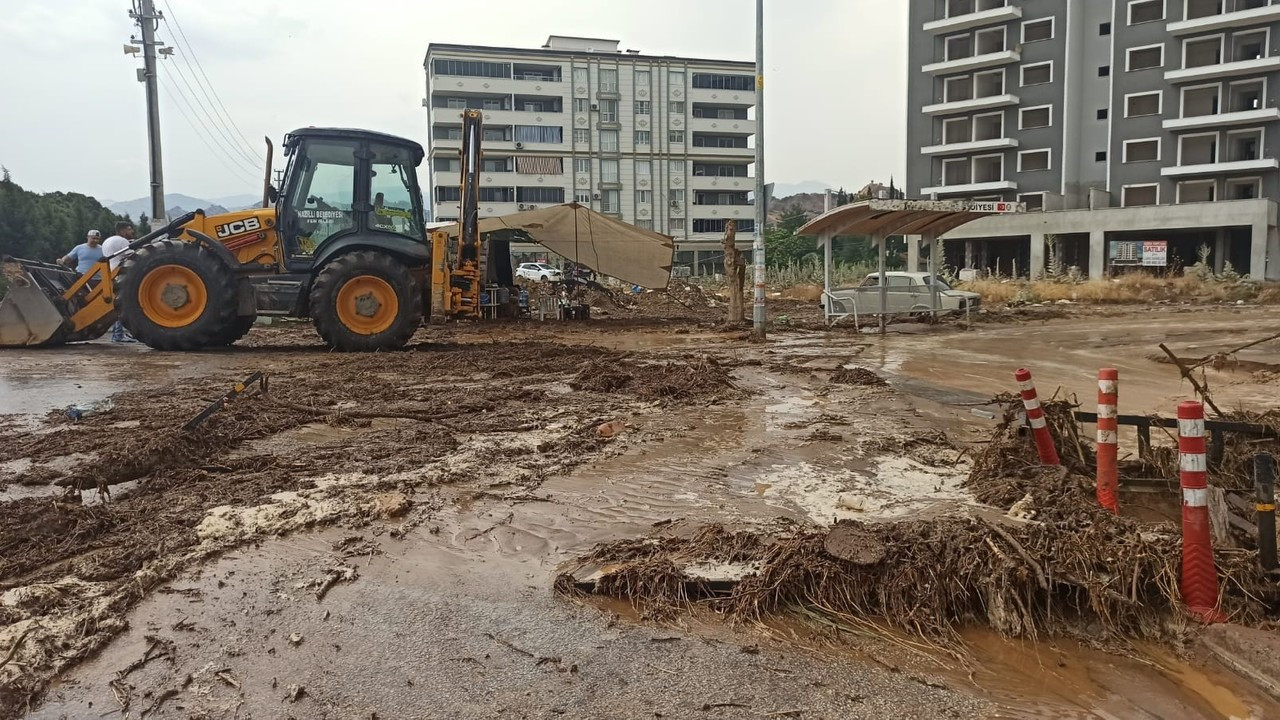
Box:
(635, 100), (651, 115)
(601, 159), (619, 183)
(482, 157), (512, 172)
(444, 98), (467, 109)
(432, 59), (510, 79)
(669, 130), (686, 144)
(1021, 62), (1053, 86)
(575, 191), (592, 204)
(1125, 91), (1163, 117)
(516, 186), (565, 204)
(1226, 177), (1261, 200)
(1226, 128), (1262, 161)
(600, 129), (619, 153)
(435, 185), (461, 202)
(573, 67), (588, 85)
(670, 160), (686, 175)
(1018, 149), (1051, 172)
(574, 158), (591, 174)
(635, 70), (650, 87)
(668, 70), (685, 91)
(1022, 18), (1054, 44)
(691, 74), (755, 91)
(598, 68), (619, 93)
(1233, 29), (1268, 63)
(599, 99), (619, 123)
(972, 154), (1004, 183)
(1183, 36), (1224, 69)
(975, 26), (1007, 55)
(1128, 0), (1164, 25)
(1181, 85), (1220, 117)
(635, 219), (653, 230)
(1100, 22), (1112, 35)
(573, 98), (589, 113)
(1229, 79), (1265, 113)
(636, 159), (652, 176)
(1095, 151), (1107, 162)
(1097, 108), (1108, 120)
(973, 112), (1003, 140)
(1177, 180), (1217, 203)
(1127, 45), (1165, 71)
(1122, 184), (1159, 207)
(670, 101), (685, 114)
(573, 128), (590, 144)
(1099, 65), (1111, 77)
(1019, 193), (1046, 211)
(636, 130), (651, 145)
(1179, 132), (1219, 164)
(942, 116), (973, 144)
(478, 187), (515, 203)
(1020, 105), (1052, 129)
(669, 189), (685, 206)
(636, 190), (652, 204)
(514, 125), (563, 144)
(1123, 138), (1161, 162)
(601, 190), (620, 212)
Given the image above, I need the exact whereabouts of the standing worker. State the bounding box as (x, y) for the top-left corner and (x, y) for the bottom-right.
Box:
(101, 221), (138, 343)
(58, 230), (104, 274)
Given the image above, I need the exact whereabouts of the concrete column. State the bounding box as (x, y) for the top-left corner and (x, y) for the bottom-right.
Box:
(964, 240), (975, 270)
(1268, 225), (1280, 281)
(1250, 221), (1269, 281)
(1214, 229), (1228, 274)
(906, 235), (921, 272)
(1089, 230), (1106, 280)
(1029, 233), (1047, 280)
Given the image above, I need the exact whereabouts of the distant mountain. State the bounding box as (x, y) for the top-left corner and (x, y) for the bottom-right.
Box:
(108, 193), (258, 219)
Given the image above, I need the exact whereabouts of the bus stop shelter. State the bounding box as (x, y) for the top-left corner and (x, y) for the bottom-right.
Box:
(797, 199), (1023, 332)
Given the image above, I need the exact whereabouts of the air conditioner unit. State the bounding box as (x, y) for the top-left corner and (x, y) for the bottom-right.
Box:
(670, 200), (679, 207)
(515, 142), (524, 149)
(518, 203), (527, 210)
(592, 193), (601, 200)
(528, 205), (537, 210)
(590, 104), (599, 111)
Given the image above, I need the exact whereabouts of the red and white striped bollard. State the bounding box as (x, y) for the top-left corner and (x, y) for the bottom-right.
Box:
(1178, 401), (1224, 623)
(1096, 368), (1119, 513)
(1015, 368), (1060, 466)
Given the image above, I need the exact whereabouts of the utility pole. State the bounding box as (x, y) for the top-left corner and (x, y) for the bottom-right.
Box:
(129, 0), (167, 230)
(752, 0), (767, 339)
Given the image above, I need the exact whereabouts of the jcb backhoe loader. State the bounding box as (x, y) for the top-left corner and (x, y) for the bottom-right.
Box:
(0, 111), (487, 351)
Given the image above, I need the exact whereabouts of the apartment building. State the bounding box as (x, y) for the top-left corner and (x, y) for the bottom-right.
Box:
(423, 36), (757, 272)
(905, 0), (1280, 280)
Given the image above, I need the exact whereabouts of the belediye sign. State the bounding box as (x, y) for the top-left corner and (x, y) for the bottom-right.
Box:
(970, 201), (1025, 214)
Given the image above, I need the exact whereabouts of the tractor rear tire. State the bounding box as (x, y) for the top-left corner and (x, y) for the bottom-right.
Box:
(117, 239), (239, 351)
(310, 251), (421, 351)
(213, 314), (256, 346)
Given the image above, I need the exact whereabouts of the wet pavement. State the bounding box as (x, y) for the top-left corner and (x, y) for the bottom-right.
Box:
(6, 308), (1280, 718)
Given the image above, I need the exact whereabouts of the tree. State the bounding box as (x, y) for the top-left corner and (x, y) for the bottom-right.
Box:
(764, 207), (816, 268)
(0, 177), (128, 261)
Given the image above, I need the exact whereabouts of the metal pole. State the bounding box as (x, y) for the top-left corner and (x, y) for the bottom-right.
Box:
(136, 0), (166, 230)
(926, 232), (939, 321)
(822, 232), (832, 325)
(751, 0), (767, 339)
(1256, 453), (1277, 571)
(877, 233), (887, 336)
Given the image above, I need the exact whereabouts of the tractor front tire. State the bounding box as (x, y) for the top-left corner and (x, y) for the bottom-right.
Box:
(212, 314), (257, 346)
(117, 239), (239, 351)
(310, 251), (421, 351)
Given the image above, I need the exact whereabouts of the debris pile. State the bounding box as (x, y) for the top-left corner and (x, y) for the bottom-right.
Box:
(570, 356), (742, 403)
(831, 367), (888, 387)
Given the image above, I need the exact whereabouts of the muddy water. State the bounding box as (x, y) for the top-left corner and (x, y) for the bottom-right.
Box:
(880, 308), (1280, 416)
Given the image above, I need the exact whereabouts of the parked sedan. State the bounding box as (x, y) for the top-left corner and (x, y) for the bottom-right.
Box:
(826, 272), (980, 317)
(515, 262), (564, 283)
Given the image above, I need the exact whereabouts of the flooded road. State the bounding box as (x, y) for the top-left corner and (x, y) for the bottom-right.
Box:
(7, 311), (1280, 718)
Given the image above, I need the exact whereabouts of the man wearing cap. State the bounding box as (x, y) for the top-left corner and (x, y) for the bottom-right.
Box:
(58, 230), (105, 274)
(101, 221), (138, 343)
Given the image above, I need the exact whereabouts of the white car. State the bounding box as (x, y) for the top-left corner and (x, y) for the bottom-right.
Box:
(515, 262), (564, 283)
(827, 272), (981, 317)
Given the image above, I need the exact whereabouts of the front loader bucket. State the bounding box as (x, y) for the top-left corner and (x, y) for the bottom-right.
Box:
(0, 257), (110, 346)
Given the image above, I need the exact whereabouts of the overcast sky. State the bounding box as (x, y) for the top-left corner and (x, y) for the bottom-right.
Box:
(0, 0), (907, 203)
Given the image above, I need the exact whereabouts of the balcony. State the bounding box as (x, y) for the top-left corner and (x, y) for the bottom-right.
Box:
(689, 205), (754, 220)
(920, 137), (1019, 156)
(433, 75), (561, 96)
(433, 201), (522, 217)
(920, 180), (1018, 195)
(1166, 55), (1280, 83)
(923, 49), (1020, 76)
(1163, 107), (1280, 131)
(688, 143), (754, 157)
(923, 4), (1022, 34)
(688, 116), (755, 134)
(1168, 3), (1280, 35)
(689, 175), (752, 191)
(480, 109), (566, 126)
(687, 86), (756, 105)
(922, 93), (1019, 116)
(1162, 158), (1280, 176)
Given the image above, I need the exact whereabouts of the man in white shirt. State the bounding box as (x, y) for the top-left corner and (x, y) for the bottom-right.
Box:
(102, 221), (137, 342)
(101, 221), (136, 270)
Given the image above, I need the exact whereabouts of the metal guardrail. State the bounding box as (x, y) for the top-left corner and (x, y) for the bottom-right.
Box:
(1073, 410), (1278, 467)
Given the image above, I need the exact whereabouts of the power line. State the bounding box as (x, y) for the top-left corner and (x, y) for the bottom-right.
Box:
(158, 68), (261, 189)
(159, 0), (264, 164)
(158, 57), (263, 174)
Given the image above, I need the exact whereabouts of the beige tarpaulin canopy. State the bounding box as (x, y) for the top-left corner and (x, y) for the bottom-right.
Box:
(449, 203), (674, 289)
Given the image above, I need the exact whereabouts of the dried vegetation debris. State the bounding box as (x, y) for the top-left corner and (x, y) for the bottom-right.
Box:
(558, 396), (1280, 646)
